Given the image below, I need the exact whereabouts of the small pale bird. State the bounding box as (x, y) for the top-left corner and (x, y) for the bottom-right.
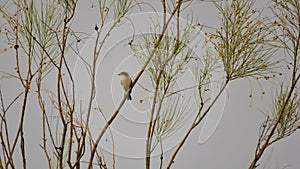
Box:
(118, 71), (133, 100)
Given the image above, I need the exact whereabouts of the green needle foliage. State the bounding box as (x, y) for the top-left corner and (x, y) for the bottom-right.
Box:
(132, 23), (196, 90)
(152, 94), (193, 151)
(274, 86), (300, 138)
(211, 0), (278, 80)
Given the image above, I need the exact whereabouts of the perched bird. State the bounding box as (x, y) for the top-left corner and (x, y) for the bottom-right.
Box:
(118, 71), (132, 100)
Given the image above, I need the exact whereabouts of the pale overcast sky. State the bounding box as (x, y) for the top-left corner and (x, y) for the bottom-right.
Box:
(0, 0), (299, 169)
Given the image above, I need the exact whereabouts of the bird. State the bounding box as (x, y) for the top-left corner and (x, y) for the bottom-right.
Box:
(118, 71), (133, 100)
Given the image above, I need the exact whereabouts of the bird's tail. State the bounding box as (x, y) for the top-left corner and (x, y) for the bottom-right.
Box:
(127, 93), (132, 100)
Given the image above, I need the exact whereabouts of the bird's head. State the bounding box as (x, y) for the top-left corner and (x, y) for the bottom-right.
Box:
(118, 71), (129, 77)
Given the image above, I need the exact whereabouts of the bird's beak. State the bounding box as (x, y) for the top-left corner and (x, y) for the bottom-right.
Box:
(117, 73), (121, 76)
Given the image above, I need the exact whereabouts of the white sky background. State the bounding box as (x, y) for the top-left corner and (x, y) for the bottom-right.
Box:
(0, 0), (300, 169)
